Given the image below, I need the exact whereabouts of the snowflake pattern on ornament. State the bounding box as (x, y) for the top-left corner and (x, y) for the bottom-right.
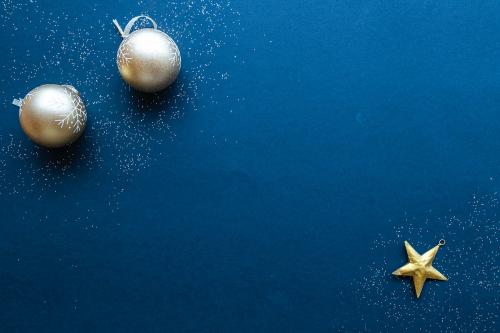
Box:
(21, 87), (39, 109)
(117, 40), (132, 66)
(166, 35), (181, 68)
(53, 88), (86, 133)
(16, 87), (41, 116)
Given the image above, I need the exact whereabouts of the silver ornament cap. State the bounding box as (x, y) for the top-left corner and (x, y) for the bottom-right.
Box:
(13, 84), (87, 148)
(114, 16), (181, 93)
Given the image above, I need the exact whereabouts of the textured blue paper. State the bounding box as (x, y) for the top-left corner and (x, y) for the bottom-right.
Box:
(0, 0), (499, 332)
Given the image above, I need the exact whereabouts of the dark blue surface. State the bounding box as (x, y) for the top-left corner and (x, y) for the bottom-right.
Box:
(0, 1), (499, 332)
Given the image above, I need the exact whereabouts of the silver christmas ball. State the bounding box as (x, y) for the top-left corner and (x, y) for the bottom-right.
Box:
(117, 27), (181, 93)
(16, 84), (87, 148)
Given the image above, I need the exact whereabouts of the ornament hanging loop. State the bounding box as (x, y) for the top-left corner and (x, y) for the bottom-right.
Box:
(112, 15), (158, 38)
(438, 239), (446, 247)
(12, 98), (22, 107)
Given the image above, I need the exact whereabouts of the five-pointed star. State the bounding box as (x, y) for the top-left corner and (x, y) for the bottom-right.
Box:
(392, 241), (448, 298)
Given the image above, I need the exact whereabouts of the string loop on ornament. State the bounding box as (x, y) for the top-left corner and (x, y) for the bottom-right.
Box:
(112, 15), (158, 38)
(438, 239), (445, 246)
(12, 98), (22, 107)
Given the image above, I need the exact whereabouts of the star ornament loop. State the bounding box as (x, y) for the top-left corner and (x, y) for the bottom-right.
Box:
(392, 240), (448, 298)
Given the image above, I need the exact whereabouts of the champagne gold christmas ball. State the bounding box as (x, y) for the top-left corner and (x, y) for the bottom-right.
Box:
(17, 84), (87, 148)
(117, 28), (181, 93)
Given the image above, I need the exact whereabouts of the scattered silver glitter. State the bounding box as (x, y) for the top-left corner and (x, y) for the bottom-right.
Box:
(346, 192), (499, 332)
(0, 0), (242, 215)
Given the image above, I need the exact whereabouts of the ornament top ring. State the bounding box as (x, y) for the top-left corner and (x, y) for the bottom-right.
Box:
(12, 84), (87, 148)
(113, 15), (181, 93)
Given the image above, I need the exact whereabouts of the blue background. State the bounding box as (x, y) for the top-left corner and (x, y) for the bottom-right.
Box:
(0, 0), (499, 332)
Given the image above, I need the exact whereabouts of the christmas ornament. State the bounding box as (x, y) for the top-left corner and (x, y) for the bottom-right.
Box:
(393, 239), (448, 298)
(113, 15), (181, 93)
(12, 84), (87, 148)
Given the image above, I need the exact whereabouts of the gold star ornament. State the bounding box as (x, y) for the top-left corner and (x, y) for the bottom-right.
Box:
(392, 239), (448, 298)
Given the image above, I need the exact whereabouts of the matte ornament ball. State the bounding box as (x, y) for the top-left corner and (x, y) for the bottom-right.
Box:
(12, 84), (87, 148)
(113, 16), (181, 93)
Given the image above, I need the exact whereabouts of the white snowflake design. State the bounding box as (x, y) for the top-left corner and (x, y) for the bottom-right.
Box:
(20, 87), (39, 107)
(24, 90), (37, 103)
(53, 89), (86, 134)
(16, 87), (39, 115)
(117, 40), (132, 67)
(166, 35), (181, 68)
